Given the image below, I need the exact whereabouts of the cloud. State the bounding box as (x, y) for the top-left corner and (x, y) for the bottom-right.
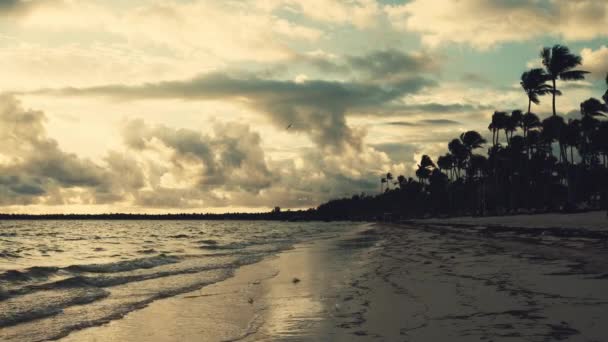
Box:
(385, 0), (608, 49)
(0, 95), (274, 208)
(460, 72), (492, 84)
(31, 71), (436, 150)
(122, 119), (274, 195)
(0, 94), (112, 205)
(294, 49), (440, 82)
(581, 46), (608, 80)
(0, 94), (424, 211)
(385, 119), (461, 126)
(14, 1), (322, 63)
(283, 0), (381, 29)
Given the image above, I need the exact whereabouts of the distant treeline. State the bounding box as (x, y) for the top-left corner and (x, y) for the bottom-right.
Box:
(0, 209), (321, 221)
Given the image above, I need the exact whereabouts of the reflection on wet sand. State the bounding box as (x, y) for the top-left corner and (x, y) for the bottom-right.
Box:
(54, 222), (608, 342)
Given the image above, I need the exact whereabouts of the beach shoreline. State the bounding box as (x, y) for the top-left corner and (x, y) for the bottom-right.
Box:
(53, 215), (608, 341)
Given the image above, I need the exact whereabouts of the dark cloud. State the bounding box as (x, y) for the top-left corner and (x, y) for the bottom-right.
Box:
(385, 121), (417, 126)
(385, 119), (461, 126)
(0, 95), (278, 207)
(0, 0), (58, 17)
(0, 95), (113, 205)
(401, 103), (490, 113)
(0, 95), (407, 210)
(346, 49), (439, 81)
(123, 119), (274, 195)
(418, 119), (461, 125)
(33, 71), (436, 150)
(295, 49), (440, 82)
(359, 102), (491, 118)
(460, 72), (491, 84)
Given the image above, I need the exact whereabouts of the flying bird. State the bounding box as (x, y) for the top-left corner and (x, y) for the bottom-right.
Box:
(286, 123), (293, 130)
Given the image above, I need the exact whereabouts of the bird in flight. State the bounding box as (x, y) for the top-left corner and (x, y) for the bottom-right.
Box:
(286, 123), (293, 130)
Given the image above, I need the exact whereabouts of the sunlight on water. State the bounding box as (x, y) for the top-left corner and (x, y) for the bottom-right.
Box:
(0, 220), (351, 342)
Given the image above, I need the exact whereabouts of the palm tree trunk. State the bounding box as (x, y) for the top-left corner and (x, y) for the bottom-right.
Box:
(552, 78), (557, 116)
(570, 146), (574, 165)
(528, 98), (532, 114)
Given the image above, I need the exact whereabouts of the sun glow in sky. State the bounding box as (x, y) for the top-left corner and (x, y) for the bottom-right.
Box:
(1, 0), (607, 213)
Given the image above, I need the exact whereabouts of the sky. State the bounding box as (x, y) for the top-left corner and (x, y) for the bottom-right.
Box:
(0, 0), (607, 214)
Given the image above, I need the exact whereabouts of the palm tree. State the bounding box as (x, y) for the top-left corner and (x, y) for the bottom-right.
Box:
(505, 110), (523, 143)
(437, 153), (455, 180)
(540, 45), (589, 117)
(460, 130), (487, 152)
(489, 111), (508, 146)
(448, 139), (468, 179)
(460, 131), (487, 181)
(542, 115), (567, 163)
(380, 177), (386, 193)
(520, 68), (552, 113)
(563, 120), (581, 164)
(386, 172), (393, 190)
(580, 98), (608, 117)
(522, 112), (541, 139)
(397, 175), (406, 188)
(416, 155), (435, 185)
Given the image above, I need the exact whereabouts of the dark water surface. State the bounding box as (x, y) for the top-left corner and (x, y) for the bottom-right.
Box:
(0, 220), (352, 341)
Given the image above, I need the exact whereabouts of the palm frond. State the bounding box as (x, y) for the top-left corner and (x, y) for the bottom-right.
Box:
(540, 47), (551, 69)
(559, 70), (589, 81)
(530, 93), (540, 105)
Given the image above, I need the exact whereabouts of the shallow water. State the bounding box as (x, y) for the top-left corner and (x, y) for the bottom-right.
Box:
(0, 220), (352, 342)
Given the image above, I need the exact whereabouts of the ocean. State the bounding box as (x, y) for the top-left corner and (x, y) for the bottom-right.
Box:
(0, 220), (352, 341)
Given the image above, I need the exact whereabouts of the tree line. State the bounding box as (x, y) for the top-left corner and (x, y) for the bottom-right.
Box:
(316, 45), (608, 220)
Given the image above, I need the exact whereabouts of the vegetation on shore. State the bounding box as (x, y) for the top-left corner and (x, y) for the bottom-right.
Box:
(315, 45), (608, 220)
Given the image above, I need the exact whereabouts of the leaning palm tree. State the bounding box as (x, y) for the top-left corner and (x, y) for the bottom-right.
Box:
(540, 45), (589, 117)
(520, 68), (552, 114)
(580, 98), (608, 117)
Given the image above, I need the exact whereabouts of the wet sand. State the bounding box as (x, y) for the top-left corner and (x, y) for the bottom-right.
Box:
(60, 222), (608, 341)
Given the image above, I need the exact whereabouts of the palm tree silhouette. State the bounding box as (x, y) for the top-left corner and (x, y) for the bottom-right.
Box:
(386, 172), (393, 190)
(580, 98), (608, 117)
(380, 177), (386, 193)
(397, 175), (406, 188)
(505, 110), (523, 144)
(540, 45), (589, 117)
(521, 68), (552, 114)
(460, 130), (487, 152)
(522, 112), (541, 139)
(416, 155), (435, 184)
(448, 139), (468, 179)
(489, 111), (508, 146)
(437, 153), (455, 180)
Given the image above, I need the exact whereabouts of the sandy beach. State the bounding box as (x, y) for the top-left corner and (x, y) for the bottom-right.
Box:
(54, 216), (608, 342)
